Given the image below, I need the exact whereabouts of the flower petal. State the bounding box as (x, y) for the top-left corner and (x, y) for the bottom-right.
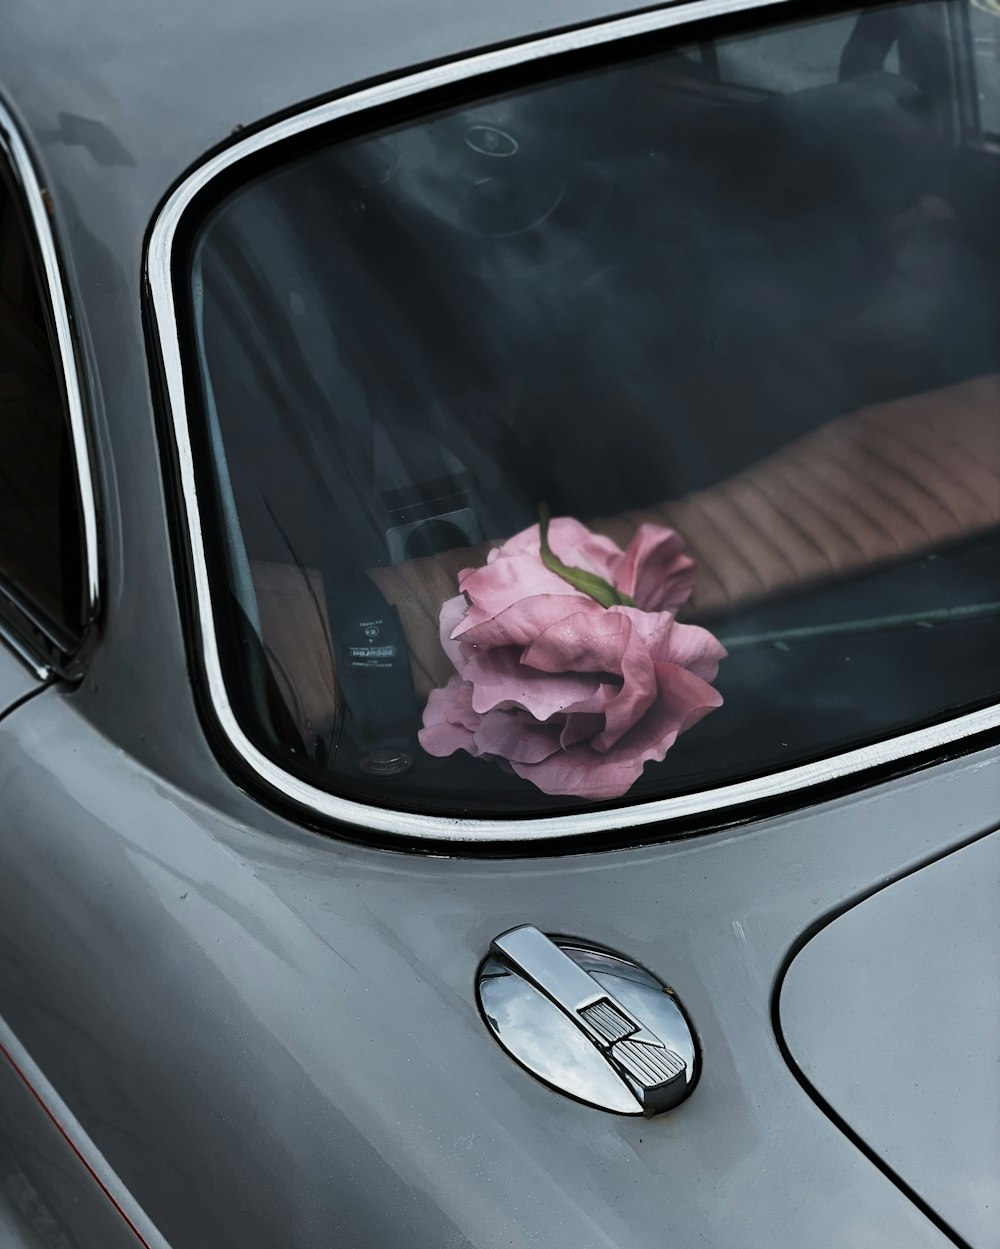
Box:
(559, 712), (606, 749)
(520, 607), (632, 675)
(519, 607), (658, 751)
(456, 553), (586, 633)
(463, 647), (604, 720)
(512, 664), (723, 798)
(420, 513), (727, 800)
(615, 523), (696, 612)
(418, 678), (481, 757)
(438, 594), (470, 673)
(472, 706), (564, 764)
(619, 608), (728, 683)
(456, 594), (600, 652)
(501, 517), (625, 583)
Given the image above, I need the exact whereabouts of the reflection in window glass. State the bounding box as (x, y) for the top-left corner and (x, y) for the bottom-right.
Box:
(715, 10), (865, 91)
(186, 0), (1000, 818)
(971, 0), (1000, 135)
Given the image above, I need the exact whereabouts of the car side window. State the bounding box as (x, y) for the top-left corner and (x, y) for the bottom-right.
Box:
(0, 168), (85, 643)
(713, 10), (867, 91)
(970, 0), (1000, 135)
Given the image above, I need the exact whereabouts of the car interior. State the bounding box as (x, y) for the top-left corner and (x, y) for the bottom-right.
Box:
(190, 0), (1000, 811)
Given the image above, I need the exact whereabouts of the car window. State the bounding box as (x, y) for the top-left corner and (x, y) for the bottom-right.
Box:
(178, 0), (1000, 819)
(713, 9), (887, 91)
(970, 0), (1000, 135)
(0, 170), (85, 644)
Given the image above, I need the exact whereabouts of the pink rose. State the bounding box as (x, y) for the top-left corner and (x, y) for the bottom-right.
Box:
(418, 517), (725, 800)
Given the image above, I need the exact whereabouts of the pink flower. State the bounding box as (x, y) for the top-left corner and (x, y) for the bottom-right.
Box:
(418, 517), (725, 800)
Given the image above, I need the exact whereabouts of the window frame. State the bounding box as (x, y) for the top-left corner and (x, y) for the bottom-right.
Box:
(146, 0), (1000, 845)
(0, 99), (101, 679)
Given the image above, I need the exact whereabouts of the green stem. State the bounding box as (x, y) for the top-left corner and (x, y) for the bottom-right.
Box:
(538, 503), (636, 609)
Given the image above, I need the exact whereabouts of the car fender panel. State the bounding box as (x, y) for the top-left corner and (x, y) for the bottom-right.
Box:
(779, 830), (1000, 1249)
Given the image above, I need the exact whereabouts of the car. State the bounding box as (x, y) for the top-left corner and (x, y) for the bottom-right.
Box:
(0, 0), (998, 1245)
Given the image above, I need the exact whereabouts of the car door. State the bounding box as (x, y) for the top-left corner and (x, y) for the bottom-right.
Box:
(0, 105), (137, 1249)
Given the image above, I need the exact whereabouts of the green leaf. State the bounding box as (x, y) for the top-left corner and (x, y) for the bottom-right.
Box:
(538, 503), (635, 609)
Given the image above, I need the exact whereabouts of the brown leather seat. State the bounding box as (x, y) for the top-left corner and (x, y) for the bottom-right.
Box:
(255, 373), (1000, 739)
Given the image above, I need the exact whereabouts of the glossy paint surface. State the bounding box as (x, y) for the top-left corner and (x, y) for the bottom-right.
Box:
(0, 1022), (151, 1249)
(780, 830), (1000, 1249)
(0, 646), (43, 716)
(1, 684), (997, 1245)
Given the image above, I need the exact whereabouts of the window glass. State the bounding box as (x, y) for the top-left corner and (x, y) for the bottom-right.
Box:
(714, 10), (869, 90)
(0, 176), (84, 639)
(970, 0), (1000, 134)
(185, 0), (1000, 818)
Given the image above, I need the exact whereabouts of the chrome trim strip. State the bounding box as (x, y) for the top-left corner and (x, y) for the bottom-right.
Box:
(0, 99), (101, 622)
(0, 1011), (172, 1249)
(0, 616), (53, 682)
(147, 0), (1000, 843)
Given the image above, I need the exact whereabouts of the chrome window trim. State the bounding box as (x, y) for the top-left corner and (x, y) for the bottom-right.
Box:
(0, 98), (101, 635)
(147, 0), (1000, 843)
(0, 617), (53, 683)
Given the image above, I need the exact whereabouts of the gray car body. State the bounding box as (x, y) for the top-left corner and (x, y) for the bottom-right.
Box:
(0, 1), (995, 1246)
